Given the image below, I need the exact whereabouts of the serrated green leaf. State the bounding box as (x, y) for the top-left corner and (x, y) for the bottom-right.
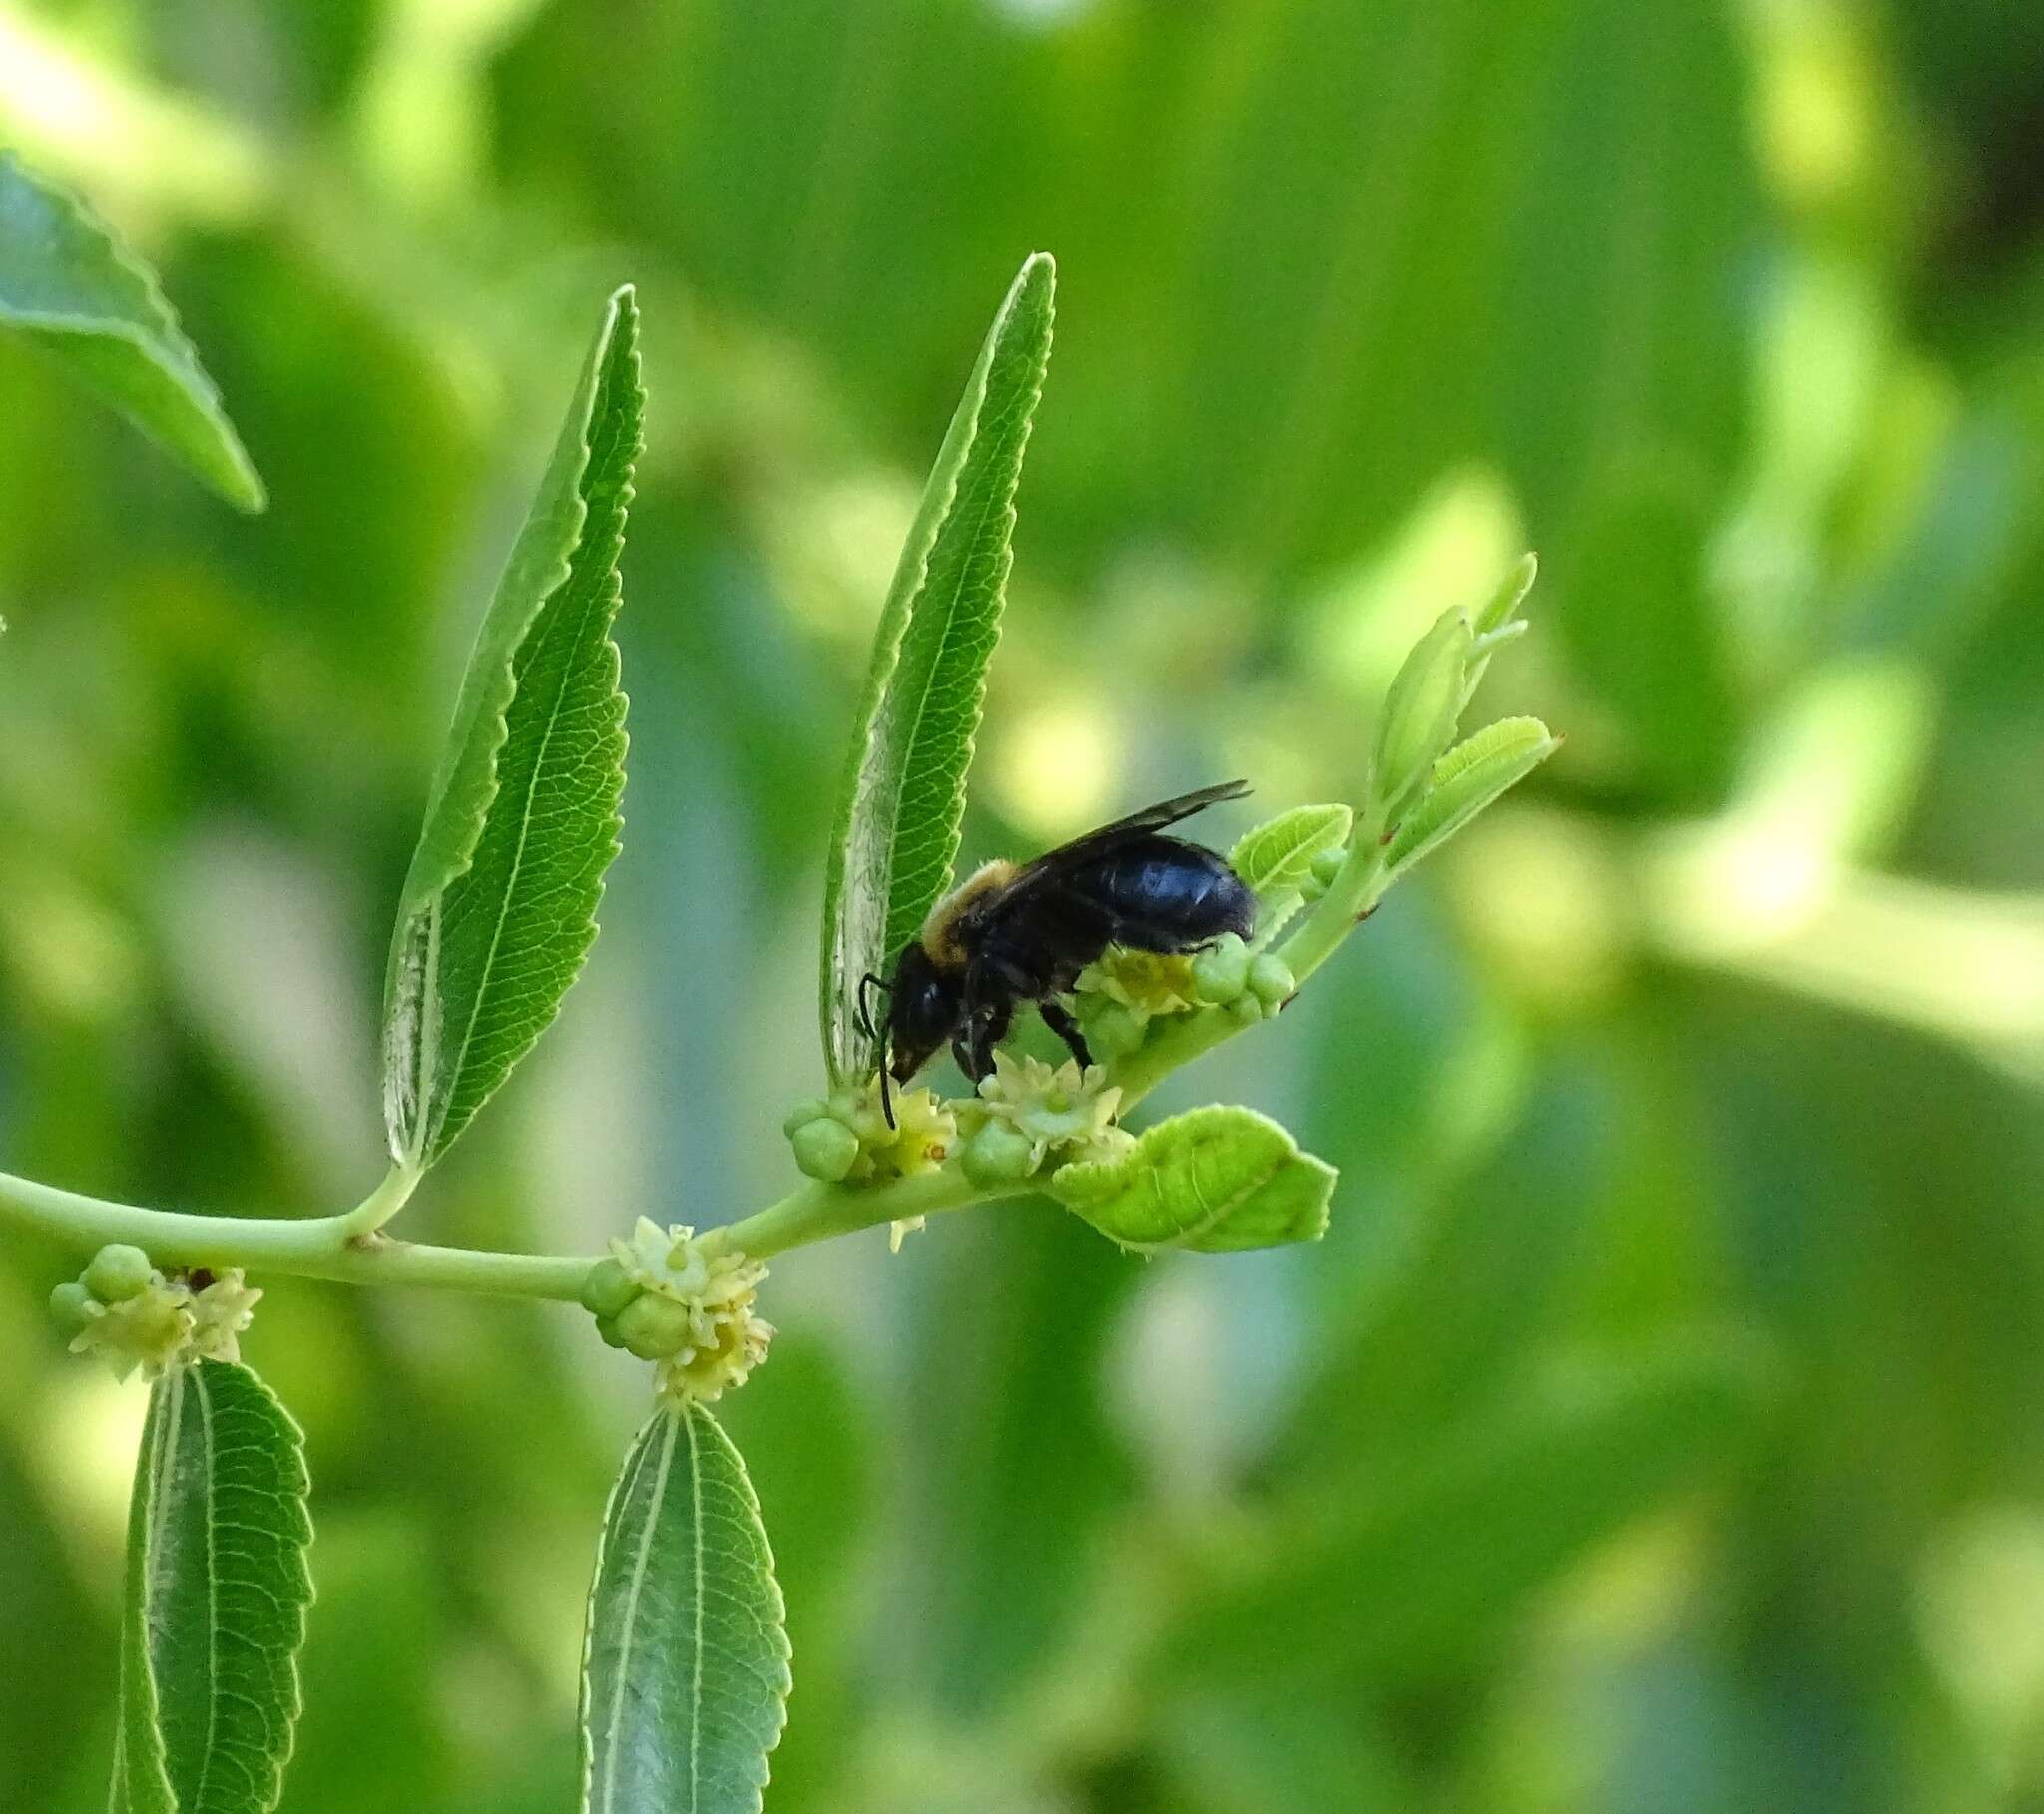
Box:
(113, 1361), (313, 1814)
(1384, 715), (1557, 875)
(1230, 803), (1355, 942)
(0, 151), (263, 511)
(381, 287), (642, 1169)
(1050, 1105), (1335, 1253)
(1230, 804), (1353, 895)
(580, 1405), (790, 1814)
(818, 253), (1055, 1084)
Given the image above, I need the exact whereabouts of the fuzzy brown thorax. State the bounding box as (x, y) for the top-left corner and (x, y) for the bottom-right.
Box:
(918, 860), (1018, 968)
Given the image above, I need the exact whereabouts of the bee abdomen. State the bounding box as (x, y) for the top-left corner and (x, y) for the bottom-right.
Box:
(1074, 836), (1255, 951)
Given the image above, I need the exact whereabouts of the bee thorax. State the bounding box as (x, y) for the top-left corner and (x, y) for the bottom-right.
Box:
(919, 860), (1018, 967)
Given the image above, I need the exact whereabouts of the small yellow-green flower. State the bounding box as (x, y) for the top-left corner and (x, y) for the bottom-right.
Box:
(66, 1265), (262, 1379)
(840, 1082), (957, 1182)
(607, 1218), (774, 1405)
(1074, 948), (1199, 1023)
(973, 1052), (1132, 1170)
(189, 1274), (263, 1361)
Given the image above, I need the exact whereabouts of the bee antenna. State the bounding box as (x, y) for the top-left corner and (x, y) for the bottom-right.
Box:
(858, 972), (898, 1131)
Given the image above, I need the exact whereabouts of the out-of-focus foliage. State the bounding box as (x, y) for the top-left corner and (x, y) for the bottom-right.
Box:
(2, 1), (2042, 1810)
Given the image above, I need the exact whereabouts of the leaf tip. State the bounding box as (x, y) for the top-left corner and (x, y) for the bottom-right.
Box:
(223, 462), (268, 515)
(1478, 549), (1540, 633)
(1009, 250), (1057, 317)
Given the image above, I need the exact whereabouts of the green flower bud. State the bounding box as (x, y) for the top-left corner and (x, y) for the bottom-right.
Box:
(1191, 933), (1252, 1005)
(1372, 607), (1473, 822)
(594, 1311), (632, 1350)
(579, 1257), (641, 1319)
(780, 1097), (830, 1139)
(48, 1279), (94, 1338)
(1084, 1001), (1145, 1060)
(791, 1115), (861, 1182)
(962, 1119), (1039, 1187)
(613, 1292), (698, 1361)
(1249, 954), (1296, 1010)
(1309, 844), (1348, 889)
(1229, 991), (1265, 1026)
(85, 1244), (155, 1304)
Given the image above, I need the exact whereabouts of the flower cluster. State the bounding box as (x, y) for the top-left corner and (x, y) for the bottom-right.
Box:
(1186, 936), (1297, 1026)
(783, 1082), (959, 1186)
(956, 1052), (1133, 1184)
(581, 1219), (773, 1405)
(48, 1245), (261, 1379)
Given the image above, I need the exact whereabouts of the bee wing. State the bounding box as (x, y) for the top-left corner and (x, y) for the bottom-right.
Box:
(971, 779), (1252, 916)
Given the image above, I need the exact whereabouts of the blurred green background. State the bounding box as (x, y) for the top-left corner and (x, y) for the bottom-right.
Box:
(4, 0), (2044, 1808)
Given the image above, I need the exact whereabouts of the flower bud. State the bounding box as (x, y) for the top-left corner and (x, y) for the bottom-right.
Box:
(613, 1292), (698, 1361)
(579, 1257), (641, 1319)
(1249, 954), (1295, 1010)
(1372, 607), (1473, 822)
(790, 1115), (861, 1182)
(85, 1244), (155, 1304)
(1310, 844), (1348, 890)
(1084, 1001), (1145, 1060)
(594, 1311), (632, 1350)
(1190, 933), (1252, 1005)
(962, 1119), (1039, 1187)
(780, 1097), (830, 1139)
(1229, 991), (1265, 1026)
(48, 1279), (94, 1338)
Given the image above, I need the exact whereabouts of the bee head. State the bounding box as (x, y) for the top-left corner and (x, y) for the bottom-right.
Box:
(886, 944), (963, 1085)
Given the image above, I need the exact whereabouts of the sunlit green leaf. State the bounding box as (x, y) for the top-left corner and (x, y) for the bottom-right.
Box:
(1371, 607), (1473, 820)
(382, 287), (642, 1169)
(1231, 803), (1353, 942)
(113, 1361), (313, 1814)
(0, 151), (264, 511)
(580, 1404), (789, 1814)
(818, 253), (1055, 1084)
(1384, 715), (1557, 874)
(1050, 1105), (1335, 1253)
(1230, 804), (1352, 895)
(1474, 551), (1539, 636)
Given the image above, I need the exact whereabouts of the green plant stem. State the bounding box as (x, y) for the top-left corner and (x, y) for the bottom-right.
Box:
(334, 1162), (420, 1237)
(1279, 833), (1392, 986)
(0, 1168), (595, 1301)
(699, 1166), (1028, 1263)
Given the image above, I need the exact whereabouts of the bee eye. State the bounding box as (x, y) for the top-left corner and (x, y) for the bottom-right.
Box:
(911, 979), (948, 1032)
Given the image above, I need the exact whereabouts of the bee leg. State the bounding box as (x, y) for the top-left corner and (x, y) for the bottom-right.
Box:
(952, 970), (991, 1082)
(957, 993), (1011, 1082)
(1038, 998), (1093, 1070)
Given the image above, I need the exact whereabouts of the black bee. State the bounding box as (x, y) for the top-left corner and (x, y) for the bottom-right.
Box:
(858, 780), (1257, 1124)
